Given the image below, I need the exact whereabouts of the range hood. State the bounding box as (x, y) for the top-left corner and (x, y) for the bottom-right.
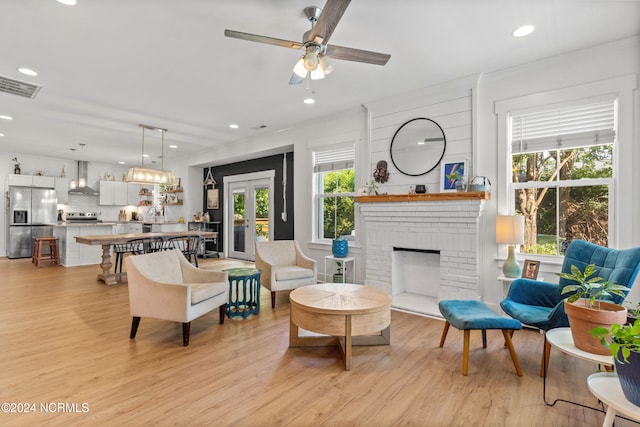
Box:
(68, 161), (99, 196)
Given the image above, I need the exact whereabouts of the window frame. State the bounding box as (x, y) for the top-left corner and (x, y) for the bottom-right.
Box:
(310, 140), (358, 245)
(495, 75), (637, 259)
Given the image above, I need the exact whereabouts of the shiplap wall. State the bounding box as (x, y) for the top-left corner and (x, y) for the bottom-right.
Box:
(366, 84), (474, 196)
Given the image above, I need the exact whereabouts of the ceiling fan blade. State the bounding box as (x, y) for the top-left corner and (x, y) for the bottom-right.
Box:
(325, 44), (391, 65)
(289, 73), (304, 85)
(224, 30), (303, 50)
(309, 0), (351, 45)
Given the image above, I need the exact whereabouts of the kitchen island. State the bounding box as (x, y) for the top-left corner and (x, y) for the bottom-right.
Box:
(76, 231), (218, 285)
(53, 222), (117, 267)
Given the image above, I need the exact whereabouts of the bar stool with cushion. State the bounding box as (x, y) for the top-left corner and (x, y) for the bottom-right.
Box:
(32, 236), (60, 267)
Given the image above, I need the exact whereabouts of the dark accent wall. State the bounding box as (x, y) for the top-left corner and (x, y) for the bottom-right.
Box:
(203, 152), (294, 242)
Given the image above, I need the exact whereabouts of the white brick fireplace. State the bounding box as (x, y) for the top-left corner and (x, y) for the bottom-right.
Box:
(358, 194), (487, 317)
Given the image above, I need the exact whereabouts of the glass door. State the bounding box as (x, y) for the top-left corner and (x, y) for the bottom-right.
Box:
(226, 174), (273, 261)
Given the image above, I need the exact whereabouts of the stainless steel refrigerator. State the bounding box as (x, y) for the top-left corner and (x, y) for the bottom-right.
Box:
(7, 187), (57, 259)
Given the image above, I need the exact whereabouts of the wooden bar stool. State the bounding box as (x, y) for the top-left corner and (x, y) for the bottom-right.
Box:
(33, 236), (60, 267)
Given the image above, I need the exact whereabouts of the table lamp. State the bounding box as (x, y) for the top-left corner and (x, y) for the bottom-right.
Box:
(496, 215), (525, 278)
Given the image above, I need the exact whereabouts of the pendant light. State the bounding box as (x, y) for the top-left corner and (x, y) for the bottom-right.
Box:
(127, 124), (177, 186)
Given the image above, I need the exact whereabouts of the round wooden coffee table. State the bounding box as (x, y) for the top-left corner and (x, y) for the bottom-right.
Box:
(289, 283), (392, 370)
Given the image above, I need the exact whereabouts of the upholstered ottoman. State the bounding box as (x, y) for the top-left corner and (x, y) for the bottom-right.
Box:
(438, 299), (523, 376)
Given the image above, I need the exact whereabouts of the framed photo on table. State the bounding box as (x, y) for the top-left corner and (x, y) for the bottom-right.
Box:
(207, 189), (219, 210)
(440, 157), (467, 192)
(522, 260), (540, 280)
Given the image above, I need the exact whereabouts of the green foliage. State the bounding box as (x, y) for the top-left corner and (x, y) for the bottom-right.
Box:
(591, 319), (640, 363)
(322, 169), (355, 239)
(514, 145), (612, 254)
(559, 263), (630, 307)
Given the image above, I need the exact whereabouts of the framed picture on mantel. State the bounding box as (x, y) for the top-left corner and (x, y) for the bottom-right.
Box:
(440, 157), (467, 192)
(207, 189), (219, 210)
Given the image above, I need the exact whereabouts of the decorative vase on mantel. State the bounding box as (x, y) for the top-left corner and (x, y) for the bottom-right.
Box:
(332, 238), (349, 258)
(14, 165), (20, 174)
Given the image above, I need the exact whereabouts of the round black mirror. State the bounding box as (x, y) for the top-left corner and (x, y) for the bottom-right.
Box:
(390, 118), (446, 176)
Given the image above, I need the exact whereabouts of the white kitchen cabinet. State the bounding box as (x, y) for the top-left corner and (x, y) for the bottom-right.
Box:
(99, 181), (115, 205)
(99, 181), (129, 206)
(127, 183), (142, 205)
(150, 222), (187, 232)
(55, 177), (69, 204)
(33, 175), (56, 188)
(127, 223), (144, 233)
(8, 174), (55, 188)
(55, 224), (115, 267)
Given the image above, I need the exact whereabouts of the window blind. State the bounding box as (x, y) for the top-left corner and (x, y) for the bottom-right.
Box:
(511, 100), (615, 154)
(313, 144), (355, 173)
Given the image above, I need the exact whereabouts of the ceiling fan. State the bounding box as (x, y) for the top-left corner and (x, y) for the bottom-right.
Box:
(224, 0), (391, 85)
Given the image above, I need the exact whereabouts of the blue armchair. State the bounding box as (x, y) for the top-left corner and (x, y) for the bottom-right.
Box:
(500, 239), (640, 375)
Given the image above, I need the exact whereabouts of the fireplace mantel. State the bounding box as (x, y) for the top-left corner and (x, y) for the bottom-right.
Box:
(356, 192), (490, 203)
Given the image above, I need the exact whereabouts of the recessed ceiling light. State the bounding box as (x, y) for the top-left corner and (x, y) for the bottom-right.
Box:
(0, 133), (4, 137)
(142, 154), (149, 158)
(0, 115), (13, 120)
(118, 161), (126, 165)
(303, 98), (315, 105)
(17, 67), (38, 76)
(229, 124), (239, 129)
(512, 25), (535, 38)
(169, 145), (178, 149)
(56, 0), (77, 5)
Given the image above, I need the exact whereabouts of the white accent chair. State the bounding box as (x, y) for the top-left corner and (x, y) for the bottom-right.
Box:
(125, 249), (228, 346)
(255, 240), (317, 307)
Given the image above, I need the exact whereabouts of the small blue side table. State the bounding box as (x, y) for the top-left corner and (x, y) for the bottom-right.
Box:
(223, 268), (261, 319)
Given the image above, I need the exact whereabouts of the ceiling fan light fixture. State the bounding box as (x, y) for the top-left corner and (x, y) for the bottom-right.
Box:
(293, 57), (308, 78)
(310, 67), (325, 80)
(319, 55), (333, 75)
(303, 48), (319, 71)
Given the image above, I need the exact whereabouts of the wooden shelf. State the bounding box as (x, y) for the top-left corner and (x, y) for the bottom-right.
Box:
(355, 192), (490, 203)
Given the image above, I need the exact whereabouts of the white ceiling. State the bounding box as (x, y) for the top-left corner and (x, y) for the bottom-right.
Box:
(0, 0), (638, 167)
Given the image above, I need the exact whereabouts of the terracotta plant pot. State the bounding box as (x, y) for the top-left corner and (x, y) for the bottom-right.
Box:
(564, 299), (628, 355)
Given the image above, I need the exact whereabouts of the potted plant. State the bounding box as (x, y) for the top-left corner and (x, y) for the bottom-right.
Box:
(12, 157), (20, 174)
(591, 318), (640, 406)
(333, 262), (344, 283)
(560, 263), (629, 355)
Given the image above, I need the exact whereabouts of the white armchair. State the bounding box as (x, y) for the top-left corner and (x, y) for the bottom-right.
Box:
(125, 249), (228, 346)
(255, 240), (317, 307)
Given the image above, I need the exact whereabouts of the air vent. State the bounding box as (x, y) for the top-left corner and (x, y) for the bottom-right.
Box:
(0, 75), (42, 99)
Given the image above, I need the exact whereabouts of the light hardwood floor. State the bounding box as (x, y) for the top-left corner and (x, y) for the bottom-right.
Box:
(0, 256), (633, 427)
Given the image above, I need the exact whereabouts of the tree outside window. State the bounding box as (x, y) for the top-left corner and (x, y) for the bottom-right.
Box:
(510, 97), (615, 256)
(318, 169), (355, 240)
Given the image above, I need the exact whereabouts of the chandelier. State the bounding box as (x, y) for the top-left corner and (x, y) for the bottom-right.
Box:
(127, 124), (177, 186)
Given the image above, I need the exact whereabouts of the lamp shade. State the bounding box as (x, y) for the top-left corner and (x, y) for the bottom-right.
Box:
(496, 215), (525, 245)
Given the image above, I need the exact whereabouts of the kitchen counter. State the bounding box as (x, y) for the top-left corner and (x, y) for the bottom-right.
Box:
(52, 222), (118, 227)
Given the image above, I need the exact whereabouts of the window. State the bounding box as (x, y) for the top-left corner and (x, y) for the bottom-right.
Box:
(313, 144), (355, 241)
(510, 99), (615, 255)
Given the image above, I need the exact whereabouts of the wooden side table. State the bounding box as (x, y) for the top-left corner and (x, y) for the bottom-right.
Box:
(588, 372), (640, 427)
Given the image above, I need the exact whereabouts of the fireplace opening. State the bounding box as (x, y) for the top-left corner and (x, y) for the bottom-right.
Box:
(392, 247), (441, 316)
